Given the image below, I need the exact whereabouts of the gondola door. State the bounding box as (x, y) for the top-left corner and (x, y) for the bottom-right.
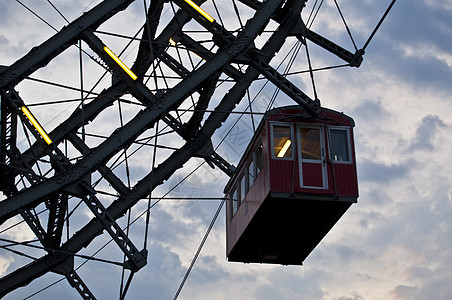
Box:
(298, 125), (327, 189)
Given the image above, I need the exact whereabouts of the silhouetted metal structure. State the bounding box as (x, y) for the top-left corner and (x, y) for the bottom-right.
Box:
(0, 0), (394, 298)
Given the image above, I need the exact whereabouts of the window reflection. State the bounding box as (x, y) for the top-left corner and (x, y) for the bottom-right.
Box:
(330, 129), (350, 162)
(273, 125), (292, 158)
(300, 127), (321, 160)
(240, 176), (245, 204)
(247, 160), (254, 190)
(232, 188), (238, 217)
(256, 143), (263, 175)
(230, 142), (263, 221)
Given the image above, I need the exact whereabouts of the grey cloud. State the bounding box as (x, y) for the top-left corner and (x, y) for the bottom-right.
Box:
(365, 198), (449, 252)
(358, 158), (411, 183)
(336, 293), (365, 300)
(407, 114), (446, 152)
(357, 210), (387, 229)
(413, 272), (452, 300)
(125, 241), (186, 299)
(255, 267), (330, 300)
(394, 264), (452, 300)
(149, 205), (194, 247)
(188, 255), (230, 284)
(372, 45), (452, 93)
(353, 1), (452, 92)
(390, 284), (419, 300)
(379, 1), (452, 53)
(351, 98), (391, 123)
(0, 3), (13, 25)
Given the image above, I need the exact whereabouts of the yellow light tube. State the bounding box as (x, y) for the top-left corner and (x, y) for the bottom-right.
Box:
(21, 106), (52, 145)
(184, 0), (215, 23)
(169, 37), (177, 46)
(277, 139), (291, 158)
(103, 46), (138, 81)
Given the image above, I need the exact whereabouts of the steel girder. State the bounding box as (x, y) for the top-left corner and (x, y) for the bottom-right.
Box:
(237, 0), (363, 66)
(10, 1), (233, 183)
(0, 0), (290, 296)
(0, 0), (283, 225)
(0, 0), (136, 90)
(0, 0), (369, 297)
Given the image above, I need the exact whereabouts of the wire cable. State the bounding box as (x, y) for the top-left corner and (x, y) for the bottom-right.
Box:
(0, 237), (124, 266)
(363, 0), (397, 51)
(304, 38), (319, 100)
(173, 199), (225, 300)
(307, 0), (324, 29)
(46, 0), (70, 23)
(333, 0), (358, 51)
(15, 0), (58, 31)
(143, 121), (159, 250)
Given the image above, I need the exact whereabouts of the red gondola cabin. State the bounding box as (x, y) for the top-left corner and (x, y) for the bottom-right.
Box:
(224, 105), (358, 265)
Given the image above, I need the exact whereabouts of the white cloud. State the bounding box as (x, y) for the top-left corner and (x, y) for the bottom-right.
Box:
(1, 0), (451, 299)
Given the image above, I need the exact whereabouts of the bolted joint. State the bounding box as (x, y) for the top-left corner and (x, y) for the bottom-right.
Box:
(123, 249), (148, 272)
(350, 49), (365, 67)
(302, 98), (322, 118)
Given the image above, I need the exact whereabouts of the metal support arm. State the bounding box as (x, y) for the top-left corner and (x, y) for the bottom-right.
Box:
(0, 0), (135, 89)
(0, 0), (286, 294)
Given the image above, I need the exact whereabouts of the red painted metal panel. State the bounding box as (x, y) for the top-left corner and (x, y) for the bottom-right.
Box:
(227, 164), (270, 255)
(325, 126), (358, 198)
(226, 124), (271, 257)
(331, 164), (358, 196)
(301, 163), (323, 188)
(269, 159), (295, 193)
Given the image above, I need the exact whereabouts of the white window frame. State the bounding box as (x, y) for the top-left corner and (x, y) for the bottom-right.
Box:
(296, 123), (328, 189)
(327, 126), (353, 164)
(270, 122), (294, 160)
(230, 187), (238, 219)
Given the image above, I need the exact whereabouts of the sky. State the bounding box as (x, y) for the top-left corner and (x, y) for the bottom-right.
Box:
(0, 0), (451, 299)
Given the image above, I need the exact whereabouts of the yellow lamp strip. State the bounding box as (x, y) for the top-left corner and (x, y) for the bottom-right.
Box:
(277, 139), (291, 158)
(21, 106), (53, 145)
(184, 0), (215, 23)
(103, 46), (138, 81)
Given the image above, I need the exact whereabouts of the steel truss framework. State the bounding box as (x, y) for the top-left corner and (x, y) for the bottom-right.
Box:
(0, 0), (388, 298)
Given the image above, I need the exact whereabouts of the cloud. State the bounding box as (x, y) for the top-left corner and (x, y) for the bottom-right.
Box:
(406, 114), (446, 152)
(363, 1), (452, 93)
(1, 1), (452, 299)
(254, 267), (331, 300)
(185, 255), (230, 284)
(121, 241), (186, 300)
(351, 98), (389, 122)
(390, 285), (419, 300)
(336, 293), (365, 300)
(358, 158), (411, 183)
(0, 255), (13, 277)
(412, 272), (452, 300)
(0, 3), (13, 26)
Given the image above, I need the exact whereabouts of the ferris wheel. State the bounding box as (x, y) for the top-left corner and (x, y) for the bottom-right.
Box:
(0, 0), (396, 298)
